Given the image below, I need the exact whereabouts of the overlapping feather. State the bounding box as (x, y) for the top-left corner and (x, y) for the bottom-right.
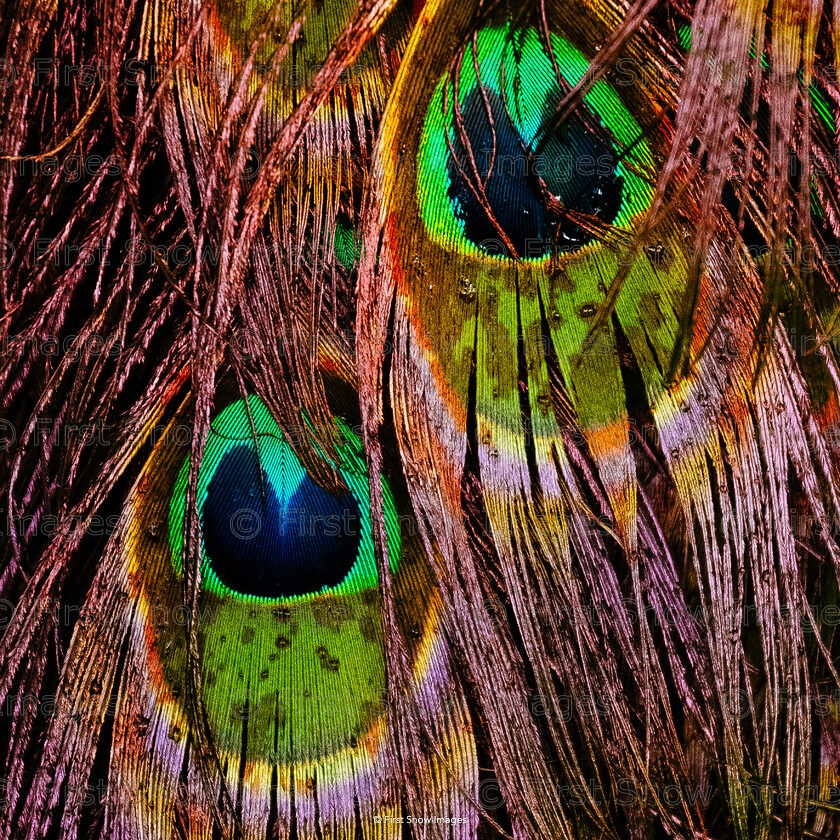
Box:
(3, 0), (840, 837)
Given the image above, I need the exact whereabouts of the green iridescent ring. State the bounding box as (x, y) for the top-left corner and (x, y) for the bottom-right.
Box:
(417, 25), (655, 261)
(167, 396), (401, 602)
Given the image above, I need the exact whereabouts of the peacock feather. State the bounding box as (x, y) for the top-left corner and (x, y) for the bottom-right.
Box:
(3, 0), (840, 837)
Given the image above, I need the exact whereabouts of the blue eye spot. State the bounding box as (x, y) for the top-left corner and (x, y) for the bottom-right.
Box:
(446, 85), (623, 258)
(201, 445), (363, 599)
(168, 396), (402, 602)
(417, 26), (655, 263)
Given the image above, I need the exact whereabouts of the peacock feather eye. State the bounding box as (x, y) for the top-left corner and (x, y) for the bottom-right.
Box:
(417, 25), (654, 260)
(120, 380), (464, 834)
(374, 7), (682, 485)
(167, 396), (399, 601)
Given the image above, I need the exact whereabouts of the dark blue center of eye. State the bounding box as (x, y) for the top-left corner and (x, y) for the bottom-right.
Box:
(201, 446), (362, 598)
(446, 86), (624, 258)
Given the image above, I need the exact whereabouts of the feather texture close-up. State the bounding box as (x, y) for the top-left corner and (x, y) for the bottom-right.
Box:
(3, 0), (840, 837)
